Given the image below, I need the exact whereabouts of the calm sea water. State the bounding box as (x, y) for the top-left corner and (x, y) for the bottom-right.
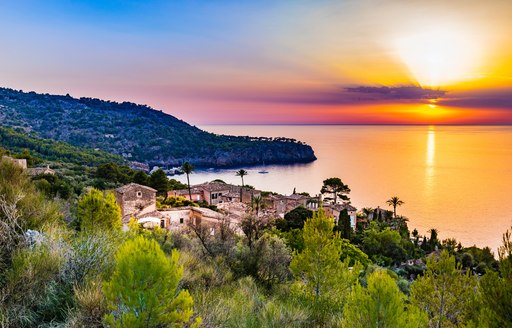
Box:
(175, 125), (512, 252)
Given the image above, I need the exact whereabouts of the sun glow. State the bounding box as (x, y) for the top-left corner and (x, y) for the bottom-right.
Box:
(394, 25), (482, 87)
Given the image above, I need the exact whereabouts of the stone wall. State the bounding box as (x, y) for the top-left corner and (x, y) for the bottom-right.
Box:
(115, 184), (156, 223)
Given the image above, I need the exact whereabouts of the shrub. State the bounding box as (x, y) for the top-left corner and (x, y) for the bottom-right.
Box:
(103, 236), (200, 327)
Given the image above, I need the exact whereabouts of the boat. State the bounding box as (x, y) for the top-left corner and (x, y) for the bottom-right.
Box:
(258, 161), (269, 174)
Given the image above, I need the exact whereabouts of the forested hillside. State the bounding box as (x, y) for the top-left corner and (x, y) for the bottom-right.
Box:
(0, 88), (316, 168)
(0, 127), (124, 166)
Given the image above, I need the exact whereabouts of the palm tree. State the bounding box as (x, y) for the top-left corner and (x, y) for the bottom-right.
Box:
(362, 207), (374, 220)
(386, 196), (404, 218)
(181, 162), (193, 200)
(236, 169), (248, 202)
(427, 228), (440, 251)
(428, 228), (439, 243)
(252, 195), (263, 216)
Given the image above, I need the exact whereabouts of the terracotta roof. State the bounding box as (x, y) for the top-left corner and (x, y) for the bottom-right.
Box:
(287, 194), (308, 200)
(194, 181), (231, 192)
(171, 188), (203, 195)
(191, 207), (224, 219)
(193, 181), (261, 194)
(329, 203), (357, 212)
(222, 192), (240, 198)
(115, 183), (157, 194)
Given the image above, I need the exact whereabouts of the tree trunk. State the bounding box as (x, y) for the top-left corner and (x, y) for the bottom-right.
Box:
(187, 173), (191, 200)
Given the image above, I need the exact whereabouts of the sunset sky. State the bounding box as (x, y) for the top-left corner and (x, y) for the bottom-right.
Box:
(1, 0), (511, 124)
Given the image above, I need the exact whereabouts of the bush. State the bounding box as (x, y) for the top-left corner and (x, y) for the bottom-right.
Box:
(103, 236), (200, 327)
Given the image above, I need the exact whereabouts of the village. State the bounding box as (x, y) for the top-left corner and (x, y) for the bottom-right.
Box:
(1, 154), (390, 244)
(114, 180), (358, 235)
(0, 154), (452, 272)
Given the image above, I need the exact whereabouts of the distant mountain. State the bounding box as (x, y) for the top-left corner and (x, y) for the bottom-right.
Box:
(0, 88), (316, 168)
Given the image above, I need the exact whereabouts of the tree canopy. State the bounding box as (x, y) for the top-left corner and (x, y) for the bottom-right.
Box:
(320, 177), (350, 204)
(76, 188), (122, 232)
(103, 236), (200, 327)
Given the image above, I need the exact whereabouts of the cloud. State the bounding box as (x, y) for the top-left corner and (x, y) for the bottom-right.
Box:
(345, 86), (446, 100)
(438, 88), (512, 109)
(201, 84), (447, 106)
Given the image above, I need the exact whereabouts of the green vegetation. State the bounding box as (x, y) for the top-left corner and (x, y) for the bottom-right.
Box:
(149, 169), (170, 198)
(320, 177), (351, 203)
(1, 160), (511, 327)
(75, 188), (122, 232)
(386, 196), (405, 218)
(0, 126), (124, 166)
(181, 162), (194, 200)
(276, 205), (313, 231)
(103, 236), (200, 327)
(336, 208), (353, 240)
(343, 270), (427, 327)
(236, 169), (248, 202)
(0, 87), (316, 167)
(410, 250), (477, 327)
(289, 209), (361, 325)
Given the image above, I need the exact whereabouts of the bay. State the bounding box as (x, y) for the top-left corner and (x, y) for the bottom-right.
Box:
(174, 125), (512, 252)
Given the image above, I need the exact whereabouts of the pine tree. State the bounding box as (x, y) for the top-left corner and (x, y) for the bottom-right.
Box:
(132, 170), (149, 185)
(343, 270), (427, 328)
(289, 208), (360, 311)
(76, 188), (121, 232)
(149, 169), (169, 198)
(320, 177), (350, 204)
(476, 227), (512, 327)
(410, 250), (477, 328)
(103, 236), (201, 327)
(337, 208), (352, 240)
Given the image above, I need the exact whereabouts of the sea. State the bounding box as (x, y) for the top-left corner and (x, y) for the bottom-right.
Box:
(173, 125), (512, 252)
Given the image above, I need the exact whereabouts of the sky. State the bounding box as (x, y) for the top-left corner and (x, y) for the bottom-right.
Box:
(0, 0), (511, 124)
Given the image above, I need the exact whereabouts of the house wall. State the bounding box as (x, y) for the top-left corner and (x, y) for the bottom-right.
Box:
(115, 187), (156, 222)
(348, 210), (357, 231)
(206, 189), (230, 205)
(241, 189), (261, 204)
(168, 190), (204, 202)
(328, 208), (357, 231)
(159, 209), (191, 231)
(2, 156), (27, 170)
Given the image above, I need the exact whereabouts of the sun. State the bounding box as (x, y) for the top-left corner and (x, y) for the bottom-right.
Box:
(394, 25), (482, 88)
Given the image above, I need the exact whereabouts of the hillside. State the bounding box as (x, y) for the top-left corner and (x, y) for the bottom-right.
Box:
(0, 88), (316, 168)
(0, 126), (125, 166)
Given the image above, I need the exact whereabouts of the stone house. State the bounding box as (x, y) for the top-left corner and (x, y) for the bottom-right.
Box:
(114, 183), (157, 224)
(168, 187), (205, 202)
(28, 165), (55, 176)
(2, 156), (27, 170)
(169, 181), (261, 205)
(263, 193), (310, 217)
(324, 203), (358, 231)
(115, 183), (227, 234)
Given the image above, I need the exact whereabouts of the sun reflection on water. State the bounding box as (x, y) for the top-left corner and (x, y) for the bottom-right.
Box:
(425, 126), (436, 195)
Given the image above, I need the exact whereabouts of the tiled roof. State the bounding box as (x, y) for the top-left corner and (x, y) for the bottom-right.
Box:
(329, 203), (358, 212)
(115, 183), (157, 194)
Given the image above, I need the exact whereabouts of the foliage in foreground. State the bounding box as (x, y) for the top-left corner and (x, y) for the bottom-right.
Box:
(343, 270), (427, 327)
(1, 157), (512, 327)
(103, 236), (200, 327)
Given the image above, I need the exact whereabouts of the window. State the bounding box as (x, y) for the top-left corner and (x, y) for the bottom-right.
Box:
(179, 218), (184, 224)
(160, 220), (165, 228)
(136, 191), (142, 198)
(212, 193), (218, 199)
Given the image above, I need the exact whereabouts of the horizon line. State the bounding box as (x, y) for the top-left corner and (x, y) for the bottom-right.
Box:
(199, 123), (512, 126)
